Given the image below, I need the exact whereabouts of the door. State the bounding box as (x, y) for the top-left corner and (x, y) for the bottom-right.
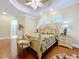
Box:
(11, 20), (17, 59)
(11, 20), (17, 38)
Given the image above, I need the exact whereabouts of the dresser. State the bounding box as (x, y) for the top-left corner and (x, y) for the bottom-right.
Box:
(58, 35), (73, 49)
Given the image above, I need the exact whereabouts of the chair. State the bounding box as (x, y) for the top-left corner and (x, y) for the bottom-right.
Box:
(17, 35), (30, 56)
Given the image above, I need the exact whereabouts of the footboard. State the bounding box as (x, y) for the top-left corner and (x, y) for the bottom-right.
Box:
(29, 36), (42, 59)
(41, 38), (56, 53)
(30, 38), (40, 53)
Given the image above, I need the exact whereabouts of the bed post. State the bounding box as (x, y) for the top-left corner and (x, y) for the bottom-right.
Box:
(38, 28), (42, 59)
(38, 51), (42, 59)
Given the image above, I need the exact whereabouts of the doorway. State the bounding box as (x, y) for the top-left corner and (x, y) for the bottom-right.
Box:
(11, 20), (17, 38)
(11, 19), (18, 59)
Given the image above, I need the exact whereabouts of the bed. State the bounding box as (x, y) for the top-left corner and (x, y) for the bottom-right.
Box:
(28, 25), (58, 59)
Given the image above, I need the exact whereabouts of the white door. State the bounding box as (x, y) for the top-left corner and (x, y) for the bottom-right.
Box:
(11, 20), (17, 38)
(11, 20), (17, 59)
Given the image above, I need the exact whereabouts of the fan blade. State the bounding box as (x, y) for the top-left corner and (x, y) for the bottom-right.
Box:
(25, 2), (33, 5)
(37, 2), (44, 7)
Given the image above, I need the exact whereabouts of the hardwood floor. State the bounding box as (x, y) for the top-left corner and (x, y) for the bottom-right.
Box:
(0, 39), (11, 59)
(0, 39), (79, 59)
(42, 45), (79, 59)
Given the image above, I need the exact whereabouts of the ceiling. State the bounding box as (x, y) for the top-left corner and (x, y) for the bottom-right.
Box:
(17, 0), (52, 10)
(0, 0), (79, 17)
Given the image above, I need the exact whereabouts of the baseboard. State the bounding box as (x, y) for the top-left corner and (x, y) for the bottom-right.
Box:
(0, 37), (11, 40)
(72, 43), (79, 48)
(0, 36), (18, 40)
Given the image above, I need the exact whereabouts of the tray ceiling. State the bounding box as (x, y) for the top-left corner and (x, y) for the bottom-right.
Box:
(0, 0), (79, 17)
(16, 0), (54, 10)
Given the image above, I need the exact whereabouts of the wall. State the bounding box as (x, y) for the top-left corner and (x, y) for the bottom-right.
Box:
(16, 16), (25, 38)
(0, 15), (38, 39)
(0, 16), (15, 39)
(24, 16), (37, 36)
(59, 3), (79, 48)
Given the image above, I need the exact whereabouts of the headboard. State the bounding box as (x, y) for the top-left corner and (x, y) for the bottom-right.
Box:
(39, 25), (58, 36)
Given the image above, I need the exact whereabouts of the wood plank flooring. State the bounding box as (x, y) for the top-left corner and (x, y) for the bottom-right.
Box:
(0, 39), (79, 59)
(0, 39), (11, 59)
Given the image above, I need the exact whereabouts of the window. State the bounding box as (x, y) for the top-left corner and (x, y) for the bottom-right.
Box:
(37, 18), (51, 28)
(54, 16), (62, 24)
(40, 19), (51, 25)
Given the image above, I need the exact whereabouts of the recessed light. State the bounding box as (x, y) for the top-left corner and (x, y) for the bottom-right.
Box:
(2, 12), (7, 15)
(50, 8), (53, 11)
(40, 12), (43, 15)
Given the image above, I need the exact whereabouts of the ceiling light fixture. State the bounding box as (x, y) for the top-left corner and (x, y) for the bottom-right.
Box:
(25, 0), (44, 10)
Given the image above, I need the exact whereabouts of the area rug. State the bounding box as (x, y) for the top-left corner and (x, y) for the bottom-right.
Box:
(52, 53), (79, 59)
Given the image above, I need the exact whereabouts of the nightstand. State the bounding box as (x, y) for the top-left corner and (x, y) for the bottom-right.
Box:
(58, 35), (73, 49)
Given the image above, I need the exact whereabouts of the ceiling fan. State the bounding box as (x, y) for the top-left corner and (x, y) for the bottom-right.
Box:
(25, 0), (44, 10)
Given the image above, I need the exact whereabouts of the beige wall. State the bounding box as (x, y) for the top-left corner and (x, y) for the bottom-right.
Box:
(0, 15), (26, 39)
(0, 15), (38, 39)
(16, 16), (38, 37)
(16, 16), (25, 38)
(59, 3), (79, 47)
(0, 16), (15, 39)
(24, 17), (37, 36)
